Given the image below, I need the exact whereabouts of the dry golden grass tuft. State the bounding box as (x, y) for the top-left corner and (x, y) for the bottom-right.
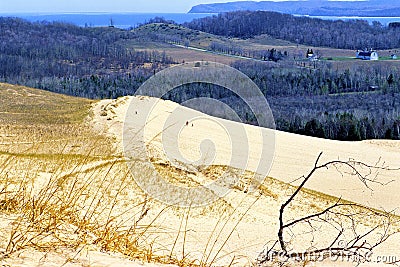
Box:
(0, 83), (164, 264)
(0, 83), (93, 125)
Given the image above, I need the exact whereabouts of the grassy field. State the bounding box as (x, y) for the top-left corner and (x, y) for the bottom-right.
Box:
(130, 24), (400, 72)
(129, 23), (400, 74)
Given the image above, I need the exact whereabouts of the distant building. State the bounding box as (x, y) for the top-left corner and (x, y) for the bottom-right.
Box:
(306, 48), (318, 61)
(356, 50), (379, 60)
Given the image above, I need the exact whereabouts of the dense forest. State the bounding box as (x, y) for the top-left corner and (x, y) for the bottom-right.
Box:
(184, 11), (400, 50)
(0, 17), (174, 98)
(1, 16), (399, 140)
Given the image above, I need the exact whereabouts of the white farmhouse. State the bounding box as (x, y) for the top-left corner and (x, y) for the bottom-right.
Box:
(356, 50), (379, 60)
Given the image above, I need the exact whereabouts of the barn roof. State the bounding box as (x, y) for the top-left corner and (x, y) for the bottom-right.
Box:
(358, 51), (374, 56)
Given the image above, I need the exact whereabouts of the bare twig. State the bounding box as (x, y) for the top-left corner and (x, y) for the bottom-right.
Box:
(259, 152), (399, 266)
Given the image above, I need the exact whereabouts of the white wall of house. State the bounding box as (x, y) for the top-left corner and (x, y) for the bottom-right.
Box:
(370, 52), (379, 60)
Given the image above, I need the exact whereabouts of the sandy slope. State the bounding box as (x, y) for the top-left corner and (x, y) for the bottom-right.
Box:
(94, 95), (400, 212)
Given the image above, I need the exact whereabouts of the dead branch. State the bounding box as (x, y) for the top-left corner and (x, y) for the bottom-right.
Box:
(258, 152), (399, 266)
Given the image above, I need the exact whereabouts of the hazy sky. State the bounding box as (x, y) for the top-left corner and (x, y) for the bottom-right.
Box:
(0, 0), (294, 13)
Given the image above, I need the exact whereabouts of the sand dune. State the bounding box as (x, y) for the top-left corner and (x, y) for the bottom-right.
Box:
(88, 95), (400, 266)
(1, 89), (399, 267)
(95, 95), (400, 211)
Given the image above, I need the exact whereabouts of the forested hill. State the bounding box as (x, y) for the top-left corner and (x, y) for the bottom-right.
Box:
(0, 17), (174, 99)
(189, 0), (400, 16)
(184, 11), (400, 50)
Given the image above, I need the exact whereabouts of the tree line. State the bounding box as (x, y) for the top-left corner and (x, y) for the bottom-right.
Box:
(209, 42), (287, 62)
(184, 11), (400, 50)
(162, 79), (400, 141)
(231, 60), (400, 96)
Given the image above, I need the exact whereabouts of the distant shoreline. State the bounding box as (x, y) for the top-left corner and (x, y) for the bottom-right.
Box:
(1, 12), (399, 28)
(0, 13), (216, 29)
(297, 15), (400, 25)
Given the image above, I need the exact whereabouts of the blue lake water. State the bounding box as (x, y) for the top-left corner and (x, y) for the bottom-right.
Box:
(0, 13), (216, 29)
(1, 13), (400, 28)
